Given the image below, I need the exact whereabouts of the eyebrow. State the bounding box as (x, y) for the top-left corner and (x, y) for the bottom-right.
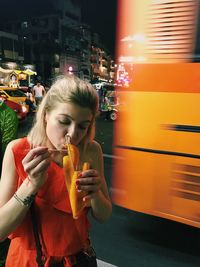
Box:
(59, 114), (91, 123)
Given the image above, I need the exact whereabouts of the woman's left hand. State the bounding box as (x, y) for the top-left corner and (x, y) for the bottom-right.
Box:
(76, 169), (101, 200)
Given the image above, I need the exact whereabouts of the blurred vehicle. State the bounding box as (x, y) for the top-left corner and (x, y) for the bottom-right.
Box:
(0, 88), (29, 113)
(94, 82), (120, 121)
(0, 96), (28, 121)
(99, 92), (119, 121)
(100, 103), (118, 121)
(112, 0), (200, 229)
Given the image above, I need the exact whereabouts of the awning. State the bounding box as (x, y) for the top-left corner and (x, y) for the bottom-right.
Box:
(0, 67), (37, 76)
(14, 69), (37, 75)
(23, 69), (37, 75)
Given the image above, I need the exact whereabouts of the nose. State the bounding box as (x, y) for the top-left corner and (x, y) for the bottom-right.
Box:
(66, 124), (77, 144)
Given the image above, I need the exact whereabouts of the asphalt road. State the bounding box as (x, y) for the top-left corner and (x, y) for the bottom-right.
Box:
(13, 115), (200, 266)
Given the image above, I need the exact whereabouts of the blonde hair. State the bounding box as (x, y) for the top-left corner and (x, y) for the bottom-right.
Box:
(28, 75), (99, 147)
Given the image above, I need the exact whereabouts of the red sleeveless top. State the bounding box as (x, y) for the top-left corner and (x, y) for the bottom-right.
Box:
(6, 138), (90, 266)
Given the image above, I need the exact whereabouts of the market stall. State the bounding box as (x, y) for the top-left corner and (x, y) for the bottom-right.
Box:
(0, 67), (37, 89)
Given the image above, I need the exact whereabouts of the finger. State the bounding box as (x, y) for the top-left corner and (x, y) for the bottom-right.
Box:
(77, 183), (100, 192)
(23, 147), (49, 163)
(29, 158), (51, 177)
(83, 191), (99, 201)
(24, 152), (50, 173)
(77, 176), (100, 185)
(81, 169), (98, 178)
(31, 151), (50, 166)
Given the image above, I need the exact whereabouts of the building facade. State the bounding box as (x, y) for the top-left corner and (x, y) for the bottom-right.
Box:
(0, 0), (115, 84)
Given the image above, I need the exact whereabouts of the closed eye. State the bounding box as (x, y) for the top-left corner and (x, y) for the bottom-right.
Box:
(58, 120), (71, 125)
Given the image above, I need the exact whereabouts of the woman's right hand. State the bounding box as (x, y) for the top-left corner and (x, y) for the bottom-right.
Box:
(22, 147), (51, 191)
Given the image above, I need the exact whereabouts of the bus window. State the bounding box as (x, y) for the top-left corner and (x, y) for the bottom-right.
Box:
(112, 0), (200, 228)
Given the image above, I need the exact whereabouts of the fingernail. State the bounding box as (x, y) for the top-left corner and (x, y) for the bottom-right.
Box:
(78, 173), (82, 178)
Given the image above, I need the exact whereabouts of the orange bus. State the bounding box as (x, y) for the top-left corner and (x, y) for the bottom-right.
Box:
(112, 0), (200, 228)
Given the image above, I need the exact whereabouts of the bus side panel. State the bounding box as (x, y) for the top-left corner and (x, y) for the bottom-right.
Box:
(112, 149), (200, 228)
(129, 63), (200, 93)
(112, 89), (200, 228)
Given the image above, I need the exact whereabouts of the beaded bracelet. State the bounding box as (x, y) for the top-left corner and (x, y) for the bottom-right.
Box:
(14, 193), (36, 207)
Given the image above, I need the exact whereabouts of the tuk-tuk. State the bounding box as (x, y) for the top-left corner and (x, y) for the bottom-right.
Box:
(96, 83), (119, 121)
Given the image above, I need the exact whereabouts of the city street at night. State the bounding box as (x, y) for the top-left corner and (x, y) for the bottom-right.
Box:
(1, 1), (200, 267)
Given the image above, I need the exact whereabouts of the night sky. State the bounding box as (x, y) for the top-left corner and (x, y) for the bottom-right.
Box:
(0, 0), (118, 56)
(81, 0), (117, 56)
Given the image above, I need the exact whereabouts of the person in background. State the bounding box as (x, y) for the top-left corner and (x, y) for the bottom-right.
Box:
(0, 75), (112, 267)
(26, 87), (37, 112)
(32, 81), (46, 106)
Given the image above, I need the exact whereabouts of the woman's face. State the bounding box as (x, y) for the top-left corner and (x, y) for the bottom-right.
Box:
(45, 102), (93, 148)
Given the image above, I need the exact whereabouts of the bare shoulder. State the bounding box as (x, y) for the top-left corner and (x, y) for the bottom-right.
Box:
(4, 138), (23, 155)
(86, 140), (103, 157)
(7, 138), (22, 148)
(2, 138), (24, 166)
(84, 140), (104, 171)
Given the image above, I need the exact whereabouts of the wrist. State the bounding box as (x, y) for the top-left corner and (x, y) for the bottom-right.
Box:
(13, 192), (36, 207)
(24, 177), (39, 195)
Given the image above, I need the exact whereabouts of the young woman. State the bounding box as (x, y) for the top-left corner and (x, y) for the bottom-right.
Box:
(0, 75), (112, 267)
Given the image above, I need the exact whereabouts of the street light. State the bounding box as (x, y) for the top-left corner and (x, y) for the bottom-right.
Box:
(68, 66), (73, 74)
